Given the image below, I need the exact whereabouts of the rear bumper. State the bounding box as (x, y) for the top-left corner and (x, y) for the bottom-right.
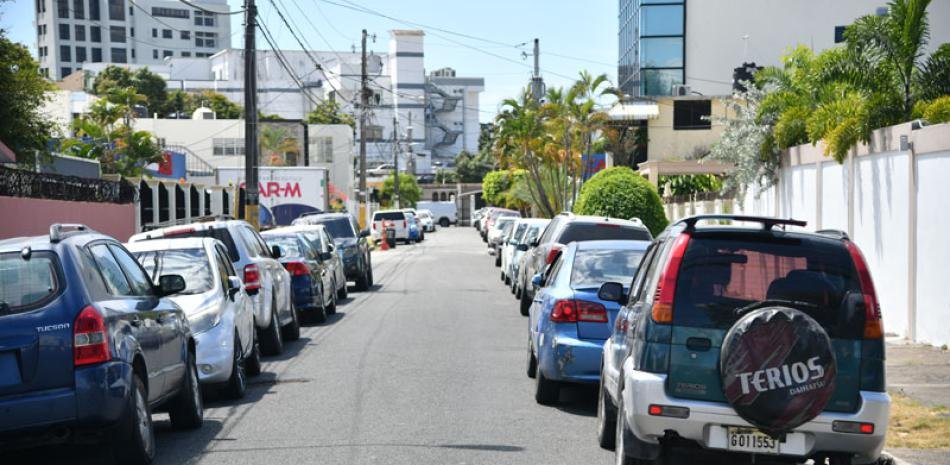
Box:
(291, 276), (318, 309)
(620, 363), (889, 464)
(537, 334), (604, 384)
(342, 256), (361, 279)
(0, 360), (132, 440)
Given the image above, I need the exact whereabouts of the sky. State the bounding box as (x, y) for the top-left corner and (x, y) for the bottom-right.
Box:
(1, 0), (619, 122)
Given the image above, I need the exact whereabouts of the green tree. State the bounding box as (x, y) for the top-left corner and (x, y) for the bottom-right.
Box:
(915, 43), (950, 101)
(481, 170), (510, 206)
(192, 90), (243, 119)
(91, 66), (167, 116)
(0, 31), (54, 167)
(573, 166), (668, 236)
(259, 125), (300, 166)
(306, 99), (356, 128)
(381, 173), (421, 208)
(658, 174), (723, 197)
(454, 150), (492, 183)
(91, 66), (134, 95)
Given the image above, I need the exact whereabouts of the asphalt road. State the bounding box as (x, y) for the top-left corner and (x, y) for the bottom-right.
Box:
(12, 227), (615, 465)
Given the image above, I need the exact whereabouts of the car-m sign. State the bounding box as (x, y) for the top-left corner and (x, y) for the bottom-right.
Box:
(215, 166), (329, 226)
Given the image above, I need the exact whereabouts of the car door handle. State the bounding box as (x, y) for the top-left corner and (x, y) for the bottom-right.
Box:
(686, 337), (712, 351)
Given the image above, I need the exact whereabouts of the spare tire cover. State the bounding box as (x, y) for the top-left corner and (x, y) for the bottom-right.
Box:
(720, 307), (837, 434)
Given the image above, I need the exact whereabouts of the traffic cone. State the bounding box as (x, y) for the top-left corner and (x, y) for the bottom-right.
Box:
(379, 229), (390, 251)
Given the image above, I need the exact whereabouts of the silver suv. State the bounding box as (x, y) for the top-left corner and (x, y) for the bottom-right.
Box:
(130, 220), (298, 356)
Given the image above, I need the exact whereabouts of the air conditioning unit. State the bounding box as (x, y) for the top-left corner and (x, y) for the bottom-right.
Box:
(672, 84), (691, 96)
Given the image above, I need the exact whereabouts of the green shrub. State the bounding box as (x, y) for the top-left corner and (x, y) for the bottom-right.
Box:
(922, 96), (950, 124)
(573, 166), (668, 236)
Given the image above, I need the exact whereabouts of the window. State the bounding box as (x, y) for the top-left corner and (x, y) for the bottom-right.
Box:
(571, 249), (645, 289)
(212, 248), (232, 292)
(162, 29), (172, 39)
(130, 27), (134, 37)
(128, 5), (131, 15)
(640, 4), (683, 36)
(107, 0), (123, 20)
(58, 23), (71, 40)
(135, 249), (214, 295)
(152, 49), (158, 59)
(151, 28), (157, 38)
(89, 244), (132, 295)
(311, 136), (333, 163)
(72, 0), (84, 18)
(195, 31), (216, 48)
(130, 48), (135, 59)
(57, 0), (68, 17)
(557, 223), (651, 243)
(673, 100), (712, 130)
(181, 51), (191, 57)
(239, 227), (266, 257)
(162, 50), (172, 58)
(110, 47), (126, 63)
(640, 68), (683, 96)
(640, 37), (683, 68)
(108, 245), (153, 296)
(75, 46), (86, 62)
(90, 26), (100, 42)
(60, 45), (71, 61)
(35, 0), (46, 14)
(109, 25), (125, 43)
(365, 125), (384, 141)
(212, 138), (245, 156)
(834, 26), (847, 44)
(0, 252), (62, 312)
(195, 52), (210, 58)
(91, 47), (101, 62)
(75, 24), (85, 41)
(151, 6), (188, 18)
(88, 0), (99, 19)
(61, 66), (72, 77)
(194, 10), (215, 26)
(180, 30), (190, 40)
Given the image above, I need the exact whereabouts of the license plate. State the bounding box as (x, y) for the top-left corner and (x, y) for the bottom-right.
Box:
(726, 427), (780, 454)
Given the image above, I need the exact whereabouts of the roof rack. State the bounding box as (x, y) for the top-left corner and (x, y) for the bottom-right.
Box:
(49, 223), (93, 243)
(676, 215), (807, 231)
(815, 229), (850, 240)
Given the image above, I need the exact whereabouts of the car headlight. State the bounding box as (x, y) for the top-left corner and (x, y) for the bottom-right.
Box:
(343, 246), (359, 258)
(190, 310), (222, 334)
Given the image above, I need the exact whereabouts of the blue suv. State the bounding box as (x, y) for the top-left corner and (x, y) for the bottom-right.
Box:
(0, 224), (203, 464)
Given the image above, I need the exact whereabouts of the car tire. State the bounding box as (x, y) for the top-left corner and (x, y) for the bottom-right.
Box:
(356, 267), (370, 292)
(327, 290), (337, 315)
(169, 351), (203, 430)
(494, 253), (501, 267)
(615, 392), (663, 465)
(515, 282), (522, 300)
(505, 274), (511, 286)
(222, 334), (247, 400)
(500, 270), (505, 282)
(519, 287), (531, 316)
(534, 367), (559, 405)
(112, 373), (155, 465)
(439, 218), (450, 228)
(526, 339), (537, 379)
(282, 303), (300, 342)
(597, 373), (617, 450)
(336, 279), (348, 299)
(260, 300), (284, 356)
(245, 329), (262, 377)
(310, 300), (328, 324)
(367, 265), (374, 288)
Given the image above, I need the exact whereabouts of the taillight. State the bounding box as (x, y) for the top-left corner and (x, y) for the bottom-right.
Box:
(545, 244), (563, 265)
(372, 222), (377, 230)
(74, 306), (111, 366)
(550, 300), (577, 322)
(652, 233), (691, 324)
(845, 241), (883, 339)
(403, 220), (407, 228)
(244, 264), (261, 292)
(283, 261), (310, 277)
(577, 301), (608, 322)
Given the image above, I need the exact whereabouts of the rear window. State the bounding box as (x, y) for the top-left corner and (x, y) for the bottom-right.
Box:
(134, 249), (214, 295)
(374, 212), (405, 221)
(571, 249), (644, 289)
(0, 252), (62, 313)
(557, 223), (651, 243)
(312, 218), (355, 238)
(672, 234), (865, 338)
(263, 235), (308, 259)
(164, 228), (241, 263)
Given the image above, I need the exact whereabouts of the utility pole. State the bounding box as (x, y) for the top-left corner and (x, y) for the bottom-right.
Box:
(530, 38), (545, 102)
(358, 29), (369, 228)
(406, 112), (414, 175)
(392, 115), (400, 209)
(243, 0), (260, 228)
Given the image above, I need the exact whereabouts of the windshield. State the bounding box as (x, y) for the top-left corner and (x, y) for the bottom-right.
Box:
(558, 223), (651, 243)
(134, 249), (214, 295)
(311, 218), (355, 239)
(571, 249), (644, 289)
(374, 212), (405, 221)
(0, 252), (61, 313)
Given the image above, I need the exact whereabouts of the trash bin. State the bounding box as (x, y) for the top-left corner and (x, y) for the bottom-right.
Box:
(384, 221), (396, 249)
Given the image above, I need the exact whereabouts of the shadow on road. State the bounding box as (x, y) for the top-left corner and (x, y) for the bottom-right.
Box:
(553, 383), (598, 417)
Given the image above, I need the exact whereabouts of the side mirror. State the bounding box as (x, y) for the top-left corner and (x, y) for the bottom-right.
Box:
(359, 228), (371, 238)
(320, 251), (334, 261)
(598, 282), (626, 304)
(271, 245), (283, 258)
(157, 274), (186, 296)
(517, 243), (529, 252)
(531, 273), (544, 289)
(327, 243), (335, 252)
(227, 276), (242, 298)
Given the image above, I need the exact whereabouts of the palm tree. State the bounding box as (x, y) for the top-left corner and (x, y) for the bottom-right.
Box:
(495, 88), (557, 217)
(258, 125), (301, 166)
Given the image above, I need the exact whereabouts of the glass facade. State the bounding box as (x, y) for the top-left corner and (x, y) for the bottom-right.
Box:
(618, 0), (685, 97)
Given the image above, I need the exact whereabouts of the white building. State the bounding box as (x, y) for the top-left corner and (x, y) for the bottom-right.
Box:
(34, 0), (231, 80)
(79, 29), (485, 171)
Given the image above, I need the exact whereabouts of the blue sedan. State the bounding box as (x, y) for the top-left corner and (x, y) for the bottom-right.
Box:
(526, 240), (649, 405)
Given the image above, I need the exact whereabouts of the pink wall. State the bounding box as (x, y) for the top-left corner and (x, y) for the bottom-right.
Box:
(0, 197), (135, 241)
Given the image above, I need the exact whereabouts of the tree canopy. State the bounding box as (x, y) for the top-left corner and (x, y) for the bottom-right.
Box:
(91, 66), (167, 117)
(0, 31), (54, 167)
(381, 173), (422, 208)
(306, 99), (356, 128)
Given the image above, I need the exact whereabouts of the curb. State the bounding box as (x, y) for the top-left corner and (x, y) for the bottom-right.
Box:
(884, 451), (915, 465)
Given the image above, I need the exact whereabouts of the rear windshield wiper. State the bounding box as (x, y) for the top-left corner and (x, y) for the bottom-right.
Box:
(733, 299), (819, 318)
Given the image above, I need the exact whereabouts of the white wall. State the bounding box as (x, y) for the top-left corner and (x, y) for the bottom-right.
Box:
(915, 151), (950, 346)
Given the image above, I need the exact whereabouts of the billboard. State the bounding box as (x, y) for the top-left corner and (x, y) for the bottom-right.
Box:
(216, 167), (328, 226)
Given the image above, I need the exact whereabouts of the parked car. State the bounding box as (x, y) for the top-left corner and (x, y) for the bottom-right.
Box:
(371, 210), (411, 244)
(416, 200), (458, 228)
(512, 221), (550, 297)
(291, 212), (373, 291)
(403, 210), (424, 242)
(599, 215), (889, 465)
(0, 224), (202, 464)
(502, 218), (550, 288)
(127, 237), (259, 399)
(519, 213), (652, 316)
(526, 240), (649, 406)
(472, 207), (487, 230)
(267, 225), (349, 301)
(261, 230), (336, 323)
(129, 219), (298, 356)
(488, 216), (518, 266)
(416, 173), (435, 184)
(481, 208), (519, 242)
(367, 163), (395, 177)
(416, 209), (436, 232)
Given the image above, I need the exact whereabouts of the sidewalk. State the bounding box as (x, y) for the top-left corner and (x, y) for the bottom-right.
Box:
(884, 337), (950, 465)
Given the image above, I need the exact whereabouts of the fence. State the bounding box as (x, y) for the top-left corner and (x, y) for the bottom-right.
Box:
(664, 121), (950, 347)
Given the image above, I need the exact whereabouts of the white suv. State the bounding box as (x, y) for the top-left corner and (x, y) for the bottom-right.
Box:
(372, 210), (410, 243)
(130, 220), (298, 356)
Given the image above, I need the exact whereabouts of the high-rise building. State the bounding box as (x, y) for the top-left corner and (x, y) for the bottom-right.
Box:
(617, 0), (950, 97)
(34, 0), (231, 80)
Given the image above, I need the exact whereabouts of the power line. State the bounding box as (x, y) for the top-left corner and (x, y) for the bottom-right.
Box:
(256, 19), (325, 108)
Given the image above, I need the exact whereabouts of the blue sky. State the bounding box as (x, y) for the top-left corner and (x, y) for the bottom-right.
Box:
(1, 0), (618, 122)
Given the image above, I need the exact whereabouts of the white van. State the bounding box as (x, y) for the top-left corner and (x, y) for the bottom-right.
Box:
(415, 201), (458, 227)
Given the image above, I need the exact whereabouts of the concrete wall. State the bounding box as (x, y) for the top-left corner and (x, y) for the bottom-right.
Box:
(665, 122), (950, 347)
(647, 96), (728, 162)
(0, 197), (135, 241)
